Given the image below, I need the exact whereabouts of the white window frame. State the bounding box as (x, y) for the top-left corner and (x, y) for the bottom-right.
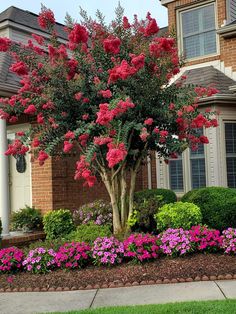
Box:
(177, 1), (219, 62)
(223, 120), (236, 188)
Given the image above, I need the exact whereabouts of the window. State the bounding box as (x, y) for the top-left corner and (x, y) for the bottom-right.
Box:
(225, 123), (236, 188)
(169, 155), (184, 192)
(190, 142), (206, 189)
(180, 3), (217, 59)
(227, 0), (236, 23)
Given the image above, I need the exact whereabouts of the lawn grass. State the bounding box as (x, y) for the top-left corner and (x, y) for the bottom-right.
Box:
(48, 299), (236, 314)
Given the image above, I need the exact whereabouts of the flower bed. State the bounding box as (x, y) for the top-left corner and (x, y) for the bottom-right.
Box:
(0, 227), (235, 275)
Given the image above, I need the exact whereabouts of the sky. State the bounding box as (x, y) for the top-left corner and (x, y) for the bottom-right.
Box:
(0, 0), (168, 27)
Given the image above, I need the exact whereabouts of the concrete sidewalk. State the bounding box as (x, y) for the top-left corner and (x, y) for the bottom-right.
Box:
(0, 280), (235, 314)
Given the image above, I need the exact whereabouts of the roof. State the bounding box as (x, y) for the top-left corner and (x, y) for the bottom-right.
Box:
(180, 66), (236, 95)
(0, 6), (67, 40)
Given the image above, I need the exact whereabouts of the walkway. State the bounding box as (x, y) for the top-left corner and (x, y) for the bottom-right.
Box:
(0, 280), (236, 314)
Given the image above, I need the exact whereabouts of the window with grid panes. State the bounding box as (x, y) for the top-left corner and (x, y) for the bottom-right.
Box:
(190, 140), (206, 189)
(181, 3), (217, 59)
(169, 155), (184, 192)
(225, 123), (236, 188)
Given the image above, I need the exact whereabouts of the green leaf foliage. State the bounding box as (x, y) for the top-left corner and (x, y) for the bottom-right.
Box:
(155, 201), (202, 232)
(182, 187), (236, 230)
(43, 209), (75, 240)
(65, 222), (112, 244)
(11, 205), (43, 231)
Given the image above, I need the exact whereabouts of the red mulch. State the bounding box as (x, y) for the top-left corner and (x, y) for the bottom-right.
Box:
(0, 253), (236, 291)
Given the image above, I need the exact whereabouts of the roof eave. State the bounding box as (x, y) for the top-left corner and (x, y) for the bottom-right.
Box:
(198, 94), (236, 106)
(217, 24), (236, 38)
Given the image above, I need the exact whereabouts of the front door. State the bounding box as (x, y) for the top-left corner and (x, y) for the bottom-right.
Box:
(7, 124), (31, 212)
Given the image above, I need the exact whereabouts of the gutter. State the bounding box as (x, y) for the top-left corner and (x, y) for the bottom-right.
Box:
(217, 24), (236, 38)
(198, 94), (236, 105)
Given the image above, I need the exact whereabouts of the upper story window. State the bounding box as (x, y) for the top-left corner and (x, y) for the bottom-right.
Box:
(227, 0), (236, 23)
(180, 3), (217, 59)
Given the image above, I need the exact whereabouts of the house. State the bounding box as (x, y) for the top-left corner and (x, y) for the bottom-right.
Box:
(0, 2), (236, 235)
(154, 0), (236, 198)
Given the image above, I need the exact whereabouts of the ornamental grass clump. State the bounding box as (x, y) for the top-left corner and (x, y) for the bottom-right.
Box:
(123, 233), (159, 262)
(158, 228), (193, 256)
(0, 247), (24, 272)
(189, 225), (222, 252)
(221, 228), (236, 254)
(54, 242), (91, 269)
(92, 237), (124, 266)
(22, 247), (56, 273)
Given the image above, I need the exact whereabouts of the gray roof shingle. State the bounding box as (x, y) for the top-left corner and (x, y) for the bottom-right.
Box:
(180, 66), (236, 95)
(0, 6), (68, 39)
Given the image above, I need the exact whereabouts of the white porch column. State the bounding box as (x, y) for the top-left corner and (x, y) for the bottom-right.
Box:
(0, 119), (10, 236)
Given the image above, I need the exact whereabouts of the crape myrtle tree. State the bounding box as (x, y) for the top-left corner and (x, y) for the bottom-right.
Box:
(0, 4), (218, 234)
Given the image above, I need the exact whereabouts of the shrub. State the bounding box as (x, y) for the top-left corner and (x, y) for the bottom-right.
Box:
(131, 189), (177, 232)
(65, 222), (112, 244)
(72, 200), (112, 226)
(189, 225), (222, 252)
(181, 189), (198, 203)
(124, 233), (159, 262)
(54, 242), (91, 269)
(43, 209), (75, 240)
(158, 228), (193, 256)
(22, 247), (56, 273)
(11, 206), (43, 232)
(134, 189), (177, 204)
(155, 202), (202, 232)
(221, 228), (236, 254)
(0, 247), (24, 272)
(92, 237), (124, 266)
(181, 187), (236, 230)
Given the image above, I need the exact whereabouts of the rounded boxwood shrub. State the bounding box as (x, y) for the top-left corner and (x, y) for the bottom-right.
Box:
(182, 187), (236, 230)
(43, 209), (75, 240)
(65, 222), (112, 244)
(131, 189), (177, 232)
(181, 189), (198, 203)
(154, 201), (202, 232)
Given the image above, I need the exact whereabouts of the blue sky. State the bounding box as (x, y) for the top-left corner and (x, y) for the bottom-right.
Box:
(0, 1), (168, 27)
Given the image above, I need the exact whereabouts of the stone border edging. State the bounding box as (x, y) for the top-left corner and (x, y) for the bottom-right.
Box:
(0, 274), (236, 293)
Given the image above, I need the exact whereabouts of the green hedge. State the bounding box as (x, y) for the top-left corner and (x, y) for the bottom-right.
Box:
(181, 187), (236, 230)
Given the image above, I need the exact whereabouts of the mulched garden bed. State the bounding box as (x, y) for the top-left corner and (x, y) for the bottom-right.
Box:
(0, 253), (236, 292)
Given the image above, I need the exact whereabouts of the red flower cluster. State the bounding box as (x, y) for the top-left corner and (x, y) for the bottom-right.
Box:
(94, 136), (113, 146)
(189, 225), (222, 252)
(144, 18), (159, 37)
(5, 139), (29, 156)
(74, 156), (96, 187)
(131, 53), (145, 70)
(0, 37), (11, 52)
(68, 24), (88, 46)
(108, 60), (137, 84)
(38, 150), (49, 166)
(96, 99), (135, 126)
(99, 89), (112, 98)
(24, 104), (37, 115)
(78, 133), (89, 147)
(144, 118), (153, 125)
(63, 141), (73, 153)
(149, 38), (175, 58)
(106, 142), (127, 168)
(103, 37), (121, 54)
(38, 8), (55, 30)
(10, 61), (28, 76)
(123, 16), (131, 29)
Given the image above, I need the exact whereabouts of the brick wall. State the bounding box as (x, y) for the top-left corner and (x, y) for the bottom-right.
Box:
(32, 154), (145, 213)
(166, 0), (236, 70)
